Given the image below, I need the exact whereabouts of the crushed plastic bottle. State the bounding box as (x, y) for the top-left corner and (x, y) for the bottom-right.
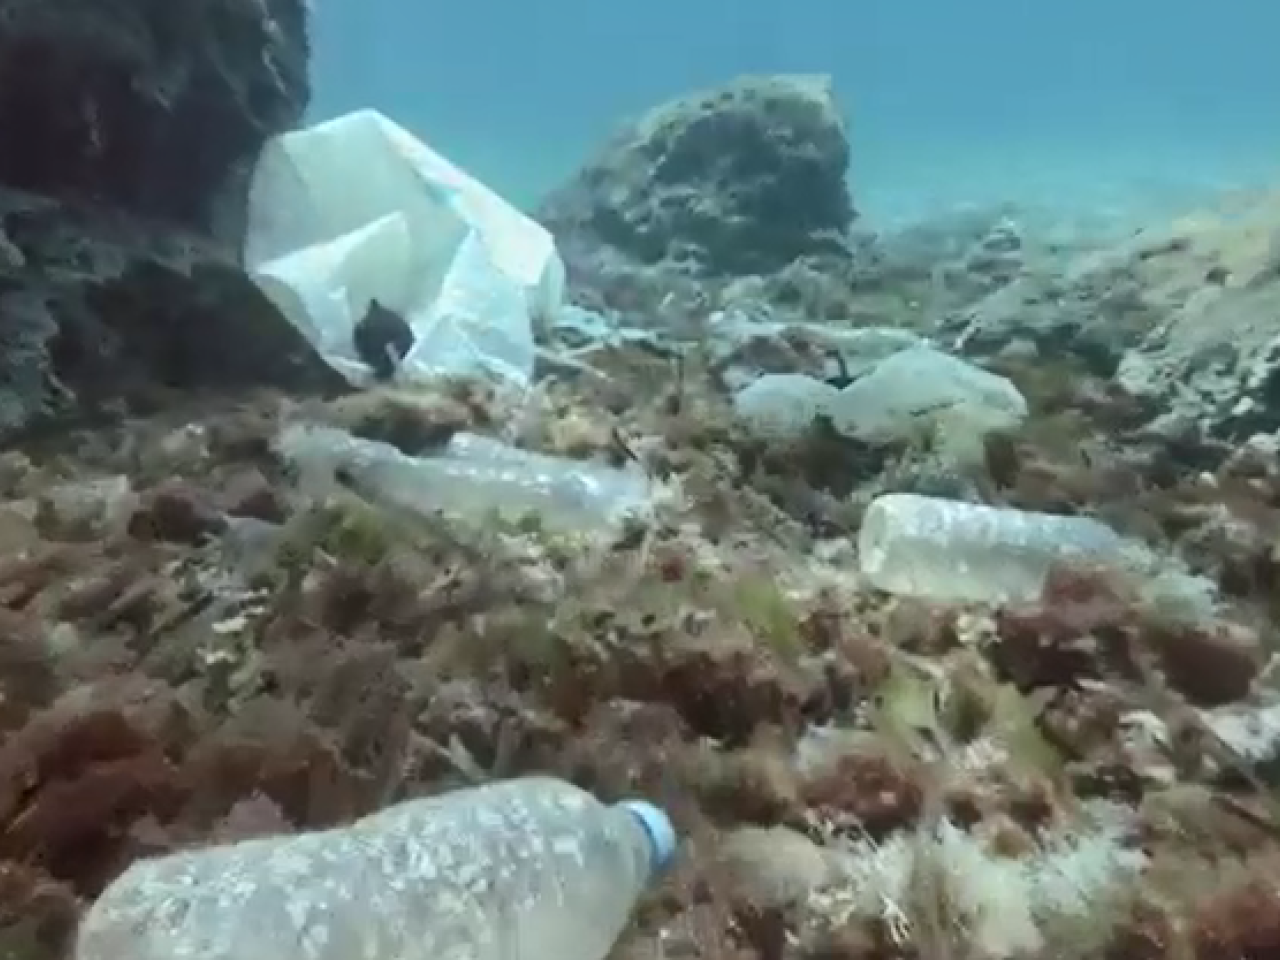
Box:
(276, 422), (659, 535)
(75, 776), (678, 960)
(858, 493), (1128, 604)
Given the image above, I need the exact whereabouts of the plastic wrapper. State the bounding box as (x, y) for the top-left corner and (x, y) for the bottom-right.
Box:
(730, 347), (1026, 460)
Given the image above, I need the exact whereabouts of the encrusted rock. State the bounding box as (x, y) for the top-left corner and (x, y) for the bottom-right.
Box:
(945, 194), (1280, 443)
(0, 191), (344, 443)
(539, 74), (856, 284)
(945, 258), (1152, 379)
(0, 2), (339, 443)
(0, 0), (310, 241)
(129, 480), (228, 545)
(716, 825), (837, 911)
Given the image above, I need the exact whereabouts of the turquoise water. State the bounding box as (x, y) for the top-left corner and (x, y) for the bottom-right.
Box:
(312, 1), (1280, 225)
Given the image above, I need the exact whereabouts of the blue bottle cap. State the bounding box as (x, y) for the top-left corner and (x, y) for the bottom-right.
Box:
(619, 799), (677, 875)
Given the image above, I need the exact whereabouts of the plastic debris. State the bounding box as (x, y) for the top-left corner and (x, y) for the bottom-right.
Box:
(733, 374), (841, 440)
(858, 493), (1128, 604)
(828, 345), (1027, 451)
(277, 423), (658, 534)
(731, 346), (1026, 456)
(244, 109), (565, 390)
(75, 776), (676, 960)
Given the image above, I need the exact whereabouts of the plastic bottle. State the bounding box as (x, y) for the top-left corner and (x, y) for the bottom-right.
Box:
(857, 493), (1129, 604)
(277, 423), (657, 534)
(75, 776), (678, 960)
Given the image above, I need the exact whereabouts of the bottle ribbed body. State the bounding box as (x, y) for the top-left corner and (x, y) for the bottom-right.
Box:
(858, 493), (1126, 603)
(75, 777), (663, 960)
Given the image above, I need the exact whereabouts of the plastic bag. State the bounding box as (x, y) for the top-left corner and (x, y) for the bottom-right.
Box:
(244, 110), (565, 390)
(829, 346), (1028, 445)
(828, 346), (1027, 465)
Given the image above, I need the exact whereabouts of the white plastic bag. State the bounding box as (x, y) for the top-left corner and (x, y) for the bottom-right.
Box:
(733, 374), (840, 440)
(244, 109), (565, 390)
(402, 231), (537, 386)
(828, 346), (1027, 465)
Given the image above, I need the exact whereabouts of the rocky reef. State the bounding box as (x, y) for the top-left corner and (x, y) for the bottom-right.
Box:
(539, 74), (855, 277)
(0, 0), (337, 446)
(4, 19), (1280, 960)
(537, 74), (876, 328)
(0, 0), (310, 239)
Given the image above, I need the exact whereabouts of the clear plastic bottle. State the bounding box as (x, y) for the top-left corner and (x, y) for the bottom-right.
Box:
(857, 493), (1129, 604)
(75, 776), (677, 960)
(277, 423), (657, 534)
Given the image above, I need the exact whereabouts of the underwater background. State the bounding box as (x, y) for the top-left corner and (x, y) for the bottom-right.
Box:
(312, 0), (1280, 227)
(19, 0), (1280, 955)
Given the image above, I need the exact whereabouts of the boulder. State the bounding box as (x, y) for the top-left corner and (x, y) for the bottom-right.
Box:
(0, 0), (345, 442)
(715, 825), (839, 911)
(0, 0), (310, 244)
(0, 189), (344, 442)
(538, 74), (857, 287)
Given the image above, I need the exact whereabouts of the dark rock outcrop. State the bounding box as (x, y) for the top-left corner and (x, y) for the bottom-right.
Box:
(0, 1), (345, 443)
(538, 75), (857, 288)
(0, 0), (310, 244)
(0, 189), (344, 441)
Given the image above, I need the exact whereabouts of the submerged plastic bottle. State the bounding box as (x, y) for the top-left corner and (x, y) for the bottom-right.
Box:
(277, 423), (656, 535)
(75, 776), (678, 960)
(858, 493), (1129, 604)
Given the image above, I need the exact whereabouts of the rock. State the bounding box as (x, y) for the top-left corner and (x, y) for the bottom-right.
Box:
(0, 1), (338, 443)
(876, 206), (1024, 282)
(542, 304), (673, 357)
(218, 469), (289, 524)
(944, 192), (1280, 443)
(36, 475), (134, 541)
(129, 480), (228, 545)
(716, 826), (838, 911)
(726, 247), (891, 325)
(938, 217), (1027, 299)
(1109, 202), (1280, 439)
(0, 189), (345, 443)
(539, 75), (856, 285)
(706, 307), (922, 392)
(1144, 620), (1262, 708)
(944, 253), (1152, 378)
(0, 499), (39, 555)
(1203, 699), (1280, 778)
(0, 0), (310, 243)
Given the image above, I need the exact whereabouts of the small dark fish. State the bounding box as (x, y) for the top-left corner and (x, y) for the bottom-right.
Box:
(823, 349), (854, 389)
(353, 299), (415, 381)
